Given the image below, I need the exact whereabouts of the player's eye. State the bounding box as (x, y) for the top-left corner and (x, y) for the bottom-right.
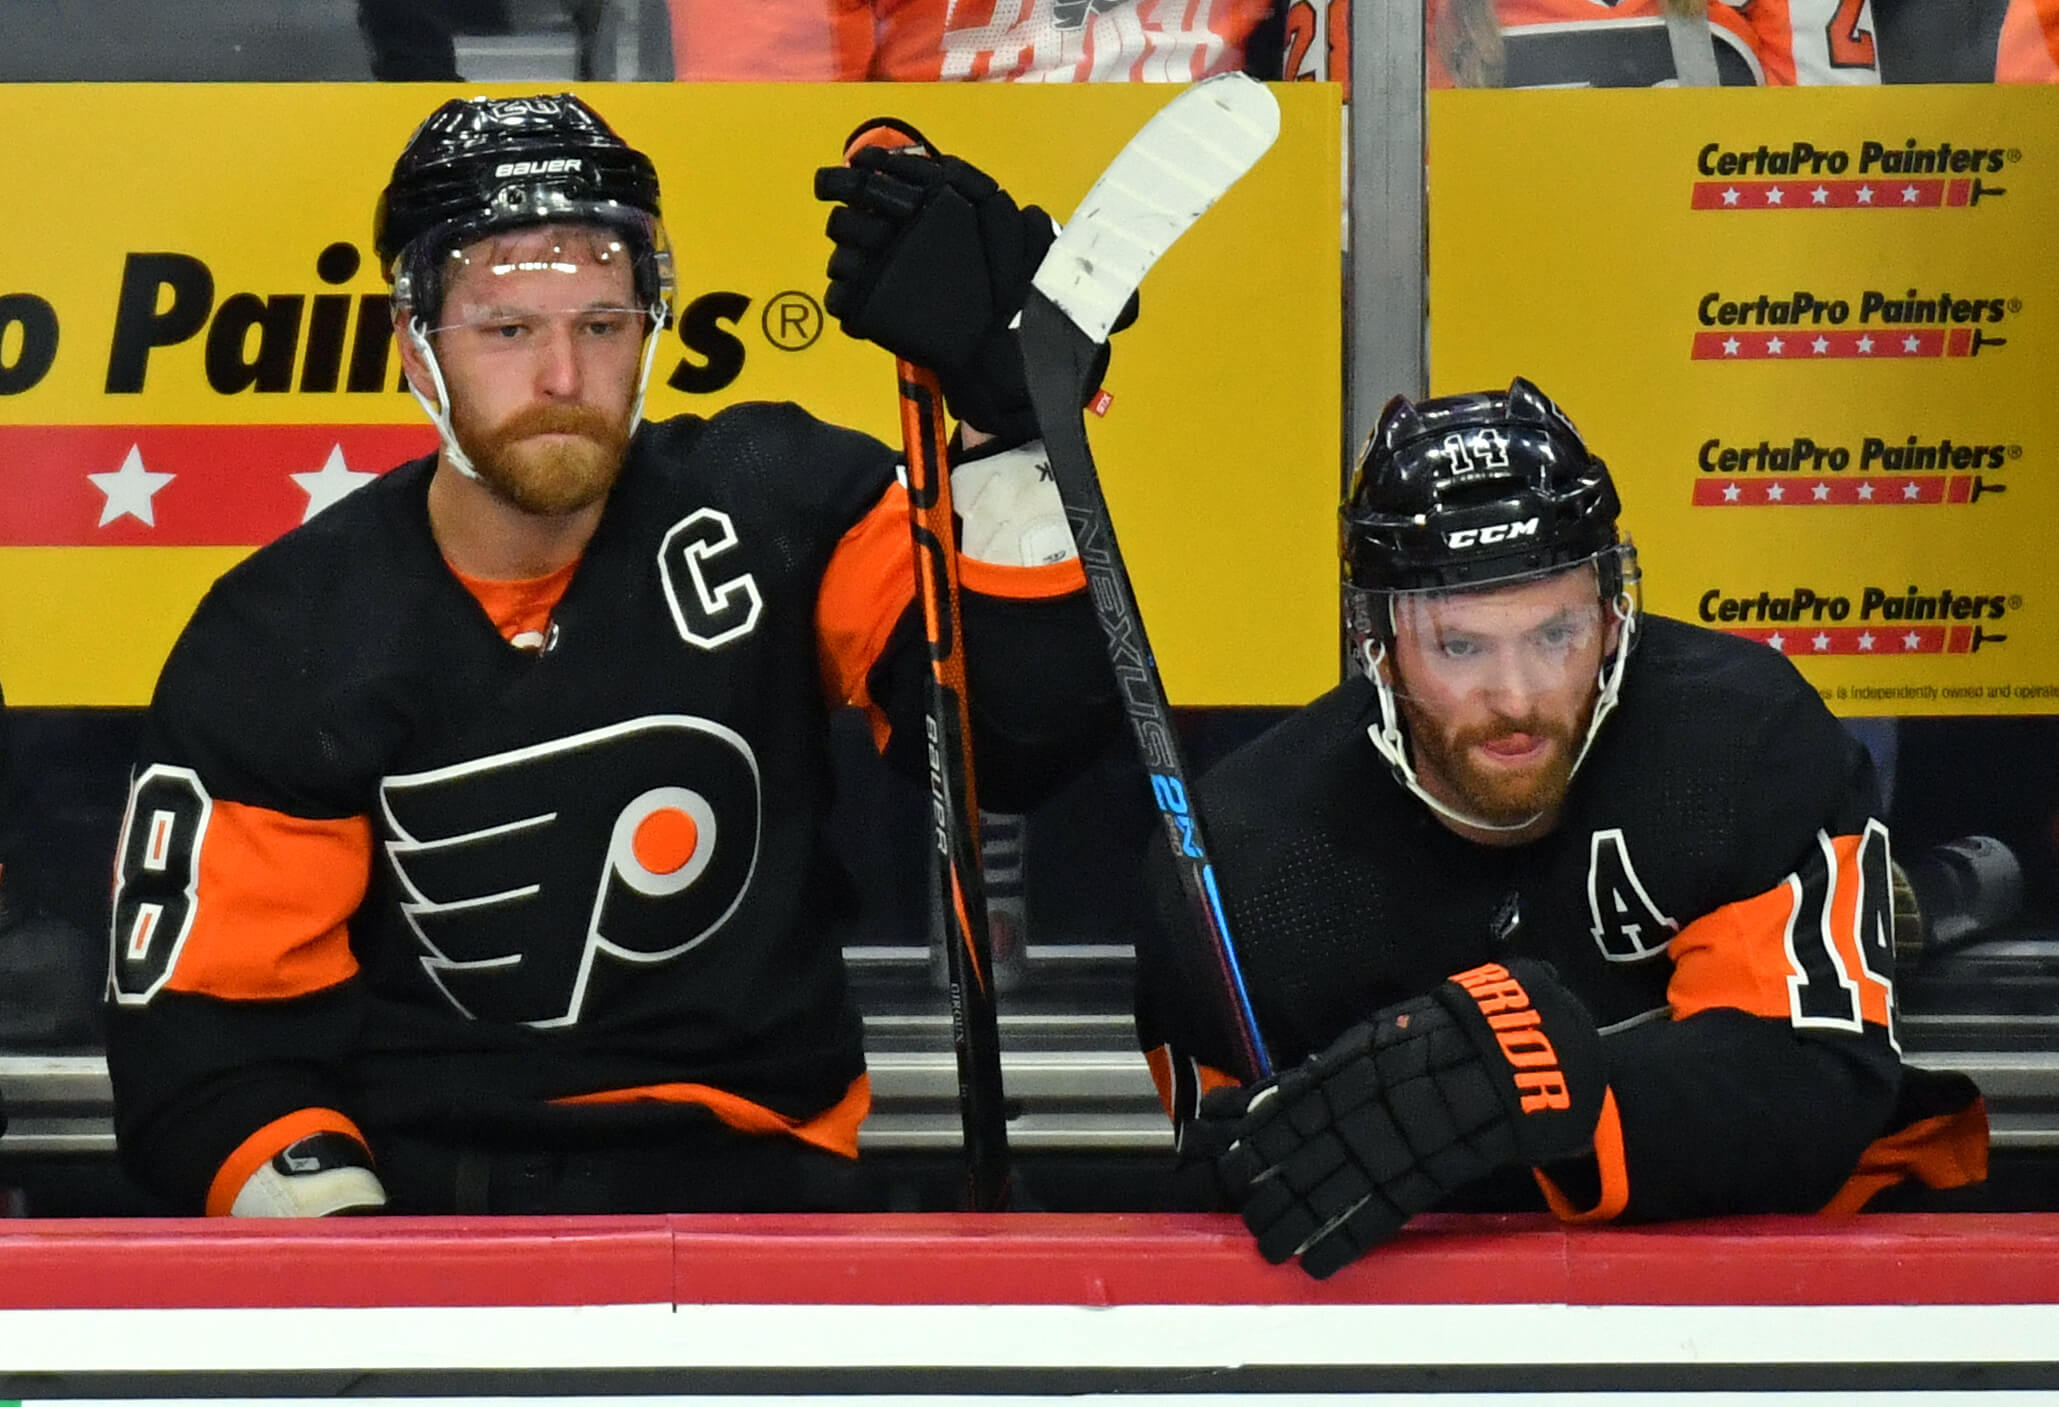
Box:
(1437, 634), (1483, 661)
(581, 311), (636, 339)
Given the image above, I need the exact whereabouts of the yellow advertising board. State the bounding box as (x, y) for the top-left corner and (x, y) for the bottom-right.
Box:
(1429, 84), (2058, 717)
(0, 82), (1342, 707)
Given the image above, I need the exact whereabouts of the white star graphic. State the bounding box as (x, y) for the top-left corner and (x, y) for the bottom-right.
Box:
(1766, 483), (1786, 502)
(1722, 336), (1742, 356)
(1903, 334), (1922, 353)
(1902, 185), (1921, 203)
(1858, 483), (1876, 500)
(1857, 335), (1875, 354)
(1812, 482), (1831, 501)
(1723, 483), (1742, 502)
(88, 444), (175, 528)
(1903, 632), (1922, 650)
(1812, 336), (1830, 354)
(1858, 632), (1876, 651)
(1812, 186), (1831, 204)
(1767, 632), (1787, 652)
(1766, 186), (1785, 205)
(1813, 633), (1832, 651)
(1767, 336), (1786, 356)
(1856, 185), (1875, 204)
(1722, 187), (1741, 206)
(1903, 481), (1922, 500)
(291, 444), (380, 524)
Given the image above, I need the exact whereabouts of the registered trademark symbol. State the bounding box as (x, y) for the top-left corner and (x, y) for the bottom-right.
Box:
(2007, 149), (2022, 163)
(2009, 595), (2024, 610)
(2009, 445), (2023, 460)
(760, 290), (823, 351)
(2008, 298), (2024, 314)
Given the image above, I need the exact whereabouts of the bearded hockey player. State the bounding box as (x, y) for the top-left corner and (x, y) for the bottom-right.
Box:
(105, 93), (1120, 1216)
(1135, 379), (1988, 1278)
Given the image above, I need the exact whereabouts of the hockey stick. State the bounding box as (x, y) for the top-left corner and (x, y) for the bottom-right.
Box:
(1016, 73), (1281, 1082)
(843, 121), (1011, 1211)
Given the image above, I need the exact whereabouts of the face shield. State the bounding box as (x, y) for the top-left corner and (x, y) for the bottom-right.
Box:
(1347, 544), (1641, 835)
(393, 215), (675, 484)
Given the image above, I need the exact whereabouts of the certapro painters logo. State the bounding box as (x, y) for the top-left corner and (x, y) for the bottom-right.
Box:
(1698, 584), (2016, 656)
(1690, 289), (2018, 361)
(1690, 138), (2019, 211)
(1689, 433), (2019, 507)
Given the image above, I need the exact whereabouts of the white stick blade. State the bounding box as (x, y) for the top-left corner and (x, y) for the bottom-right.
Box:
(1030, 72), (1282, 344)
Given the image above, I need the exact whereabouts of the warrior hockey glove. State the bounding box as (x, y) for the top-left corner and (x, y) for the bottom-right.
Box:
(814, 143), (1136, 442)
(1214, 959), (1606, 1279)
(229, 1132), (388, 1217)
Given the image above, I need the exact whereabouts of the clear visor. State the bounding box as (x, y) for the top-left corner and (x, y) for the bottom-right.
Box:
(393, 215), (675, 322)
(1347, 548), (1639, 706)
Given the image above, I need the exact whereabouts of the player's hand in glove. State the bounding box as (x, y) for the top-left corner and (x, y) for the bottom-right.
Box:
(814, 131), (1135, 442)
(1214, 959), (1607, 1279)
(228, 1131), (388, 1217)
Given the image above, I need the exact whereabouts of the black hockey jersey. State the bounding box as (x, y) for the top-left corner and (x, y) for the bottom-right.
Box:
(1137, 616), (1985, 1222)
(107, 404), (1115, 1214)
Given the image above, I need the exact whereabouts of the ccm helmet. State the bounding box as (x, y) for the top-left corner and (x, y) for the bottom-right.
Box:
(374, 94), (677, 482)
(1342, 378), (1640, 832)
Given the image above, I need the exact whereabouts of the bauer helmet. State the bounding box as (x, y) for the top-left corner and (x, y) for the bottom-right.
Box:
(374, 93), (676, 483)
(375, 92), (673, 325)
(1341, 378), (1640, 833)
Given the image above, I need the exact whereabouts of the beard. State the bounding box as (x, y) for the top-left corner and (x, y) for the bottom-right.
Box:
(1400, 694), (1593, 827)
(455, 401), (631, 516)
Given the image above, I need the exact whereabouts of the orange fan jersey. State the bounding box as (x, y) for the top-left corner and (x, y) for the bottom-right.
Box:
(671, 0), (1271, 83)
(1426, 0), (1882, 87)
(1996, 0), (2059, 80)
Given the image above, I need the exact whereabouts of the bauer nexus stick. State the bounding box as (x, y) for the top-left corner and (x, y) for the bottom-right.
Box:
(842, 121), (1011, 1210)
(1016, 73), (1280, 1082)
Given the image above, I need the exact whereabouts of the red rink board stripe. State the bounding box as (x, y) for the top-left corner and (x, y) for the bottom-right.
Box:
(0, 1212), (2053, 1311)
(0, 424), (433, 546)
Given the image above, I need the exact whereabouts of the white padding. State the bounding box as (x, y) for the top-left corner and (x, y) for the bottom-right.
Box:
(952, 441), (1078, 568)
(230, 1162), (389, 1218)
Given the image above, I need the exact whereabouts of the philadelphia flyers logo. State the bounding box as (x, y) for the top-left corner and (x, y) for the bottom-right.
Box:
(380, 716), (761, 1027)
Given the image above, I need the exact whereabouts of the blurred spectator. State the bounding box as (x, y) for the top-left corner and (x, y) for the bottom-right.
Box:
(358, 0), (510, 80)
(1428, 0), (1882, 87)
(1997, 0), (2059, 80)
(668, 0), (1271, 82)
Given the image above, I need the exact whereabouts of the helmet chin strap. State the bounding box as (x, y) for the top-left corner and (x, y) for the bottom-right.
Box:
(1357, 590), (1639, 837)
(404, 316), (481, 484)
(402, 296), (672, 488)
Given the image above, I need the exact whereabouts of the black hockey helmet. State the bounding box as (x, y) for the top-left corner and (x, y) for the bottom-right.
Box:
(374, 92), (673, 324)
(1342, 377), (1622, 595)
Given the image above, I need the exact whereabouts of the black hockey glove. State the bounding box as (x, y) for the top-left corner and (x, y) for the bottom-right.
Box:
(814, 142), (1135, 442)
(1213, 959), (1607, 1279)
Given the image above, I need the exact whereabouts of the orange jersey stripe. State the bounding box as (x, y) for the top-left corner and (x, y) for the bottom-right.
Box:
(672, 0), (1263, 82)
(1819, 1097), (1991, 1214)
(816, 486), (918, 747)
(553, 1072), (872, 1159)
(1533, 1087), (1629, 1222)
(205, 1107), (371, 1217)
(1666, 830), (1892, 1032)
(956, 552), (1087, 601)
(163, 800), (369, 1001)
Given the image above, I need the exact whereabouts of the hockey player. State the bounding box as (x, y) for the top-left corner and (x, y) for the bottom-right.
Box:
(105, 93), (1120, 1216)
(668, 0), (1271, 84)
(1136, 379), (1988, 1279)
(1428, 0), (1883, 87)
